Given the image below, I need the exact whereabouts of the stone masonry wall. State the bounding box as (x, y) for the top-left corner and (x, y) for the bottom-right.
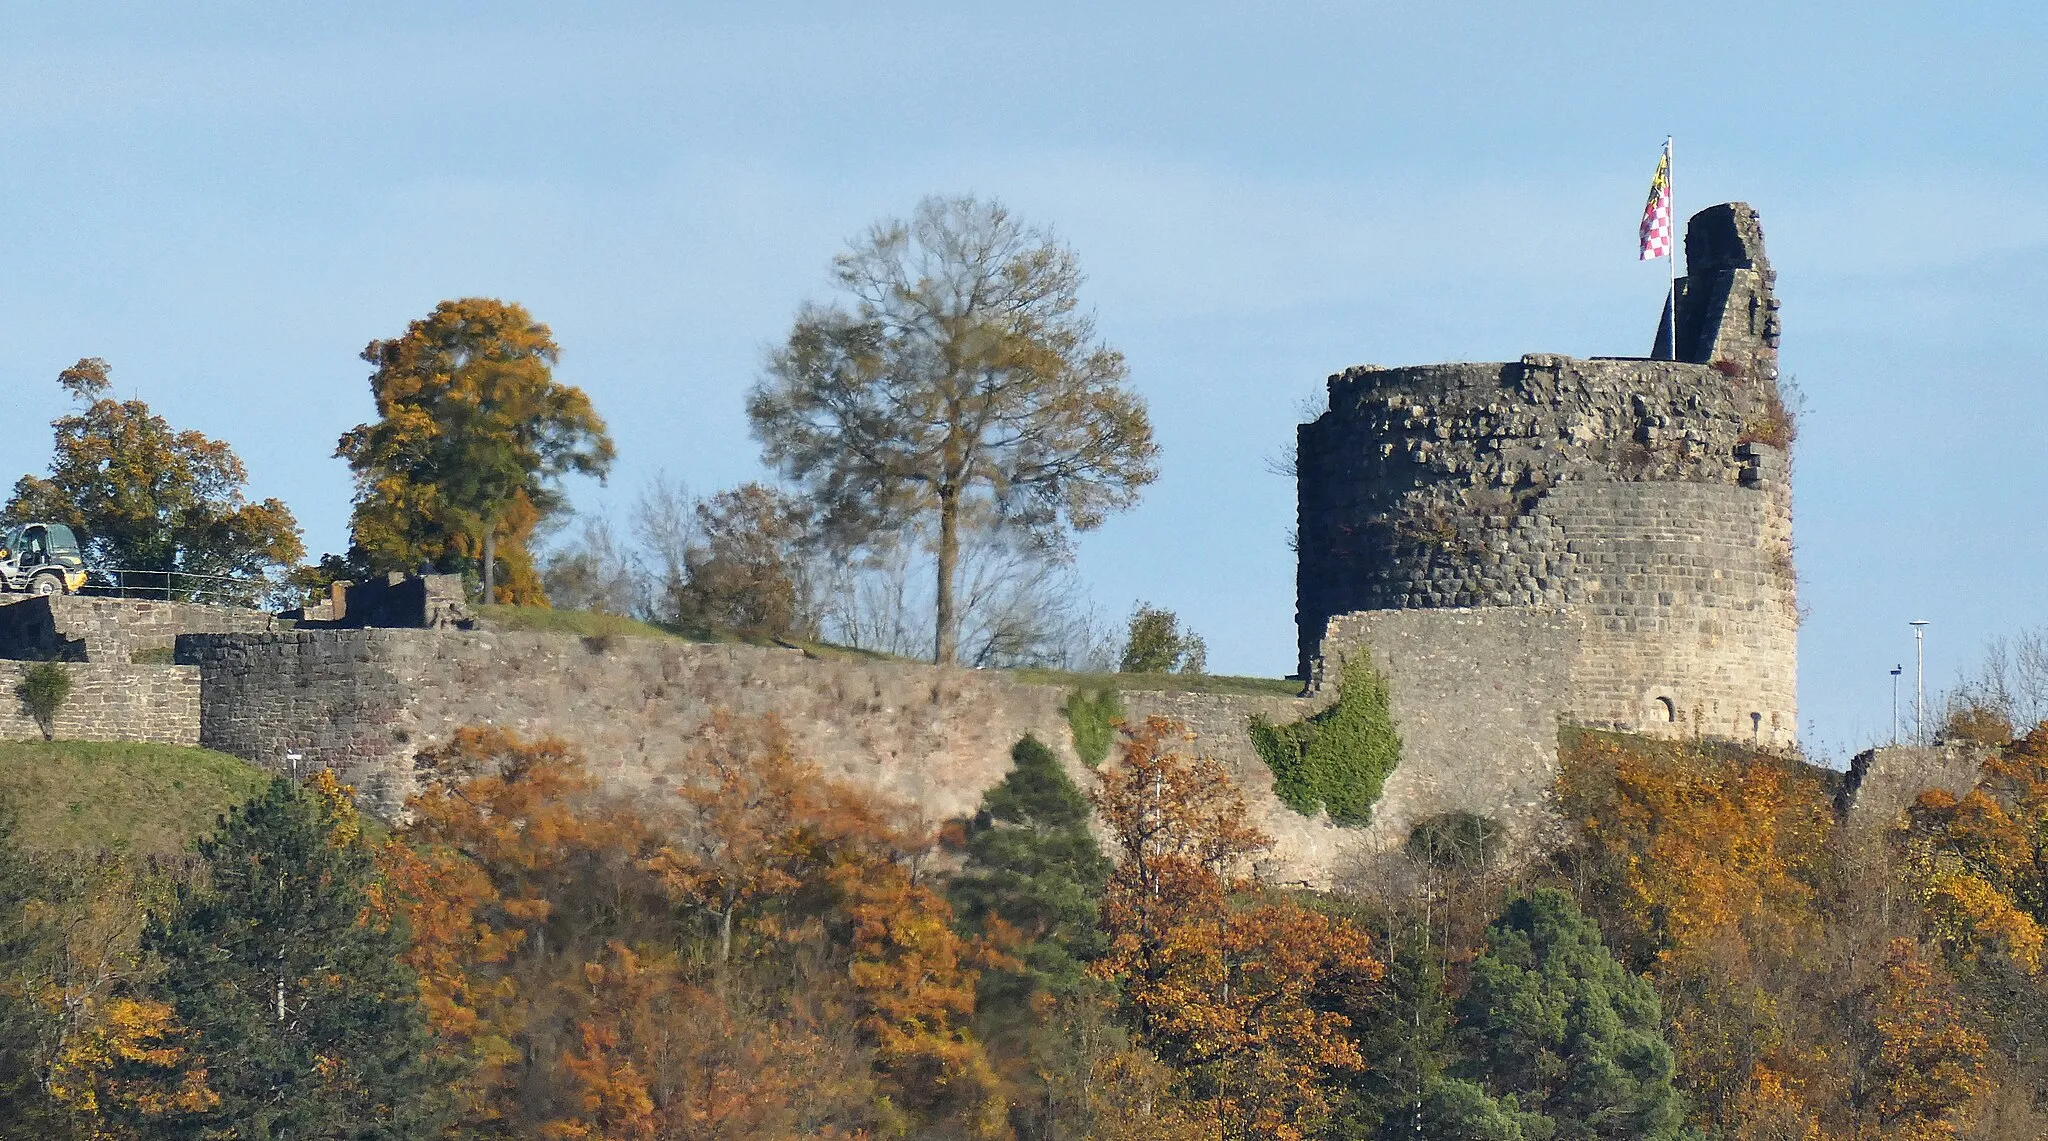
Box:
(1294, 353), (1793, 668)
(1317, 607), (1580, 855)
(183, 629), (1369, 884)
(1117, 689), (1366, 884)
(0, 596), (276, 663)
(0, 662), (200, 744)
(1839, 745), (1989, 830)
(1538, 481), (1796, 746)
(1293, 203), (1796, 748)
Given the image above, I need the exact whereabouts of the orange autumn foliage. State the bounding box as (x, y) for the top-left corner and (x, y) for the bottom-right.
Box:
(1904, 724), (2048, 974)
(1560, 733), (1842, 1134)
(1861, 939), (1988, 1140)
(380, 718), (1008, 1139)
(1563, 733), (1834, 970)
(1559, 730), (2014, 1139)
(1093, 717), (1382, 1141)
(647, 713), (1007, 1134)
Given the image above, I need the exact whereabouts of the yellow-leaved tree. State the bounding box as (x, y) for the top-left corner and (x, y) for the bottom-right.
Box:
(336, 299), (614, 605)
(9, 358), (303, 594)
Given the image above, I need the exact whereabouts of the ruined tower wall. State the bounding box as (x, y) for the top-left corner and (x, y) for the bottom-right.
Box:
(1542, 481), (1795, 744)
(1295, 203), (1796, 746)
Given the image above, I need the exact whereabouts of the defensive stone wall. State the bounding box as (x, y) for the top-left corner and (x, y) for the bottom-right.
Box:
(178, 613), (1603, 883)
(181, 628), (1373, 882)
(1541, 481), (1795, 745)
(1295, 202), (1796, 746)
(1117, 688), (1367, 883)
(1838, 744), (1989, 829)
(0, 662), (200, 744)
(0, 596), (276, 663)
(1318, 607), (1579, 852)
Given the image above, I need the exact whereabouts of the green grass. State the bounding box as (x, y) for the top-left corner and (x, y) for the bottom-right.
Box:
(478, 606), (1301, 694)
(477, 604), (906, 662)
(477, 604), (683, 641)
(0, 740), (270, 857)
(1011, 668), (1303, 698)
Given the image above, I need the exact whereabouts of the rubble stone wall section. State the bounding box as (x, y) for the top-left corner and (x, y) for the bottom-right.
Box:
(0, 596), (275, 663)
(1294, 353), (1783, 666)
(0, 662), (200, 744)
(1839, 744), (1989, 829)
(182, 629), (1371, 883)
(1317, 607), (1580, 855)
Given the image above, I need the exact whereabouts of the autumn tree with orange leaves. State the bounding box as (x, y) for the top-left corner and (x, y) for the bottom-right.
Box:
(382, 718), (1010, 1139)
(1557, 729), (2011, 1140)
(337, 298), (614, 604)
(1092, 716), (1383, 1141)
(1559, 731), (1840, 1133)
(9, 358), (304, 591)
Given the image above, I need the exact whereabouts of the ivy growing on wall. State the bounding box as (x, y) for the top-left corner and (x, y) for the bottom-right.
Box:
(1249, 659), (1401, 825)
(1064, 688), (1124, 768)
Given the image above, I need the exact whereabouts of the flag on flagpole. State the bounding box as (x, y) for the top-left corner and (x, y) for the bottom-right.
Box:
(1639, 140), (1673, 260)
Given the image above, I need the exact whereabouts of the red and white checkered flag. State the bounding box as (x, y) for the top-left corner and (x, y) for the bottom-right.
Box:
(1639, 140), (1672, 260)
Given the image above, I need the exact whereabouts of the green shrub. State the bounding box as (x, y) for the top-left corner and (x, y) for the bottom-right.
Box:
(1117, 603), (1206, 675)
(1064, 688), (1123, 768)
(1248, 658), (1400, 825)
(16, 662), (74, 741)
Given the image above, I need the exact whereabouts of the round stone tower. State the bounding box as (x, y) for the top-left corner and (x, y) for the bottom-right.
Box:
(1295, 203), (1796, 746)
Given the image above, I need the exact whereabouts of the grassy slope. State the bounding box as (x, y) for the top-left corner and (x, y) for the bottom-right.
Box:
(479, 604), (1299, 697)
(0, 740), (270, 857)
(1010, 668), (1302, 698)
(476, 604), (900, 662)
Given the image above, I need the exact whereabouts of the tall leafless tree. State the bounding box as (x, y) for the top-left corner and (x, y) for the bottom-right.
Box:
(749, 195), (1158, 664)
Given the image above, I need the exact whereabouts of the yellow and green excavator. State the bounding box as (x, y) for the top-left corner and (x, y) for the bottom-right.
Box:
(0, 522), (89, 596)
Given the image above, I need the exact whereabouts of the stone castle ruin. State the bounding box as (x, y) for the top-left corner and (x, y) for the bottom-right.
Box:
(3, 201), (1847, 883)
(1297, 203), (1798, 749)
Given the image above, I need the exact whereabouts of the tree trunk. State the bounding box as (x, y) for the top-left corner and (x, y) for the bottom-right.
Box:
(934, 484), (959, 664)
(481, 520), (496, 605)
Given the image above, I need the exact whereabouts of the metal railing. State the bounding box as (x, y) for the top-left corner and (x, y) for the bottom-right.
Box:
(85, 568), (283, 609)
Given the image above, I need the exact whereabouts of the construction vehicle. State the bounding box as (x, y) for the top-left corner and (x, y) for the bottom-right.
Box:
(0, 523), (89, 596)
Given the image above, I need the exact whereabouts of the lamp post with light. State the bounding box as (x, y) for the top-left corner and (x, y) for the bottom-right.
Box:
(1910, 620), (1930, 743)
(1891, 665), (1903, 746)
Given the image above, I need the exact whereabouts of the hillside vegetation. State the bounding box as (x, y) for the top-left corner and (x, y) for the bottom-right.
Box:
(0, 739), (267, 856)
(483, 603), (1299, 696)
(11, 717), (2048, 1137)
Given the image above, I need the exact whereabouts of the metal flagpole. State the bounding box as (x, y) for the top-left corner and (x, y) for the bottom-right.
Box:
(1665, 136), (1678, 360)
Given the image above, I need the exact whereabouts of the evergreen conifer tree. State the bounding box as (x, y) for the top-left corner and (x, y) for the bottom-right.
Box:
(0, 796), (62, 1137)
(1448, 888), (1688, 1141)
(1334, 928), (1457, 1139)
(950, 734), (1111, 996)
(132, 775), (454, 1140)
(950, 734), (1114, 1139)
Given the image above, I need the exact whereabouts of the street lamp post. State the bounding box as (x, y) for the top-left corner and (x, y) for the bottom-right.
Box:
(1891, 665), (1903, 746)
(1910, 620), (1930, 743)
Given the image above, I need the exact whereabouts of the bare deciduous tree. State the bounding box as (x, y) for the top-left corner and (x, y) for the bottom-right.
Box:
(540, 512), (647, 617)
(815, 531), (1111, 670)
(1946, 626), (2048, 739)
(632, 473), (696, 623)
(749, 195), (1158, 664)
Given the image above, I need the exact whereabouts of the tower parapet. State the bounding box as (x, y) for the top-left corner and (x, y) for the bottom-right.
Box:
(1295, 203), (1796, 746)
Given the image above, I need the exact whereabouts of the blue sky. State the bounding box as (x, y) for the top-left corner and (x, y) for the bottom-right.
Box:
(3, 2), (2042, 760)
